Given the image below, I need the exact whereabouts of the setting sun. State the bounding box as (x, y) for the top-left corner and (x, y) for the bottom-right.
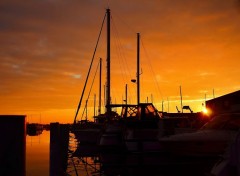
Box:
(202, 108), (208, 115)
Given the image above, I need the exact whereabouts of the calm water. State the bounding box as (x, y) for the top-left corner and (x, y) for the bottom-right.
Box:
(26, 130), (50, 176)
(26, 130), (97, 176)
(26, 130), (213, 176)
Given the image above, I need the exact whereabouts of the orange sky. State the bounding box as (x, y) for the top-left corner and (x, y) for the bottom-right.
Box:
(0, 0), (240, 124)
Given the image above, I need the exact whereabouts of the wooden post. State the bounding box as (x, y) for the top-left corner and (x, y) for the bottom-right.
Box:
(0, 115), (26, 176)
(50, 123), (69, 176)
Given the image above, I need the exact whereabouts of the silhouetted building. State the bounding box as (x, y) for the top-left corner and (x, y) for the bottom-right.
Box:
(206, 90), (240, 116)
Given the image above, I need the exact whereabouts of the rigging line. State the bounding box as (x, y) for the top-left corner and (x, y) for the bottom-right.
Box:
(73, 12), (106, 124)
(111, 13), (135, 76)
(111, 19), (129, 86)
(111, 16), (136, 100)
(111, 19), (125, 77)
(140, 38), (164, 102)
(111, 10), (137, 34)
(81, 60), (100, 121)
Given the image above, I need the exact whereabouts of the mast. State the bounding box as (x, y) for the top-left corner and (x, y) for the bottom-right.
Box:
(162, 100), (164, 112)
(106, 8), (111, 117)
(180, 85), (183, 113)
(73, 10), (106, 124)
(137, 33), (140, 105)
(94, 94), (96, 117)
(167, 97), (169, 113)
(98, 58), (102, 115)
(85, 100), (88, 120)
(125, 84), (128, 105)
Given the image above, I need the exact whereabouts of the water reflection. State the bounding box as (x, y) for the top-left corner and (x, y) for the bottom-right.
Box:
(67, 133), (102, 175)
(27, 129), (212, 176)
(70, 137), (214, 176)
(26, 130), (49, 176)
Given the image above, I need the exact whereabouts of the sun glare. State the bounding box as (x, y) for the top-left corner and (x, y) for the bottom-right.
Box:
(202, 108), (208, 114)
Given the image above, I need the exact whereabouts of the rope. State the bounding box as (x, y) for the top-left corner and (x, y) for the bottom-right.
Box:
(110, 15), (136, 102)
(140, 39), (164, 103)
(81, 60), (100, 121)
(73, 12), (106, 124)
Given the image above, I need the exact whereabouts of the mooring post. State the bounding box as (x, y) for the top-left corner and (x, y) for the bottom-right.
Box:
(50, 122), (60, 176)
(59, 124), (70, 172)
(50, 122), (69, 176)
(0, 115), (26, 176)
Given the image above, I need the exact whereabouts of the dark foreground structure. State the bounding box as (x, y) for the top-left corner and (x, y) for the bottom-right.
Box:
(50, 122), (69, 176)
(206, 90), (240, 116)
(0, 115), (26, 176)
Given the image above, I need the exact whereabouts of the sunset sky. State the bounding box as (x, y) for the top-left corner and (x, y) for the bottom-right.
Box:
(1, 0), (240, 123)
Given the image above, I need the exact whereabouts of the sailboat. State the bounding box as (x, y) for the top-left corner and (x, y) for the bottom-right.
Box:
(96, 12), (163, 152)
(71, 10), (108, 148)
(71, 8), (164, 154)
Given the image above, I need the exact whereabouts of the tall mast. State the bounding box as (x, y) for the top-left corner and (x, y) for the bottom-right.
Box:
(73, 10), (106, 124)
(98, 58), (102, 115)
(137, 33), (140, 105)
(94, 94), (96, 117)
(106, 8), (111, 116)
